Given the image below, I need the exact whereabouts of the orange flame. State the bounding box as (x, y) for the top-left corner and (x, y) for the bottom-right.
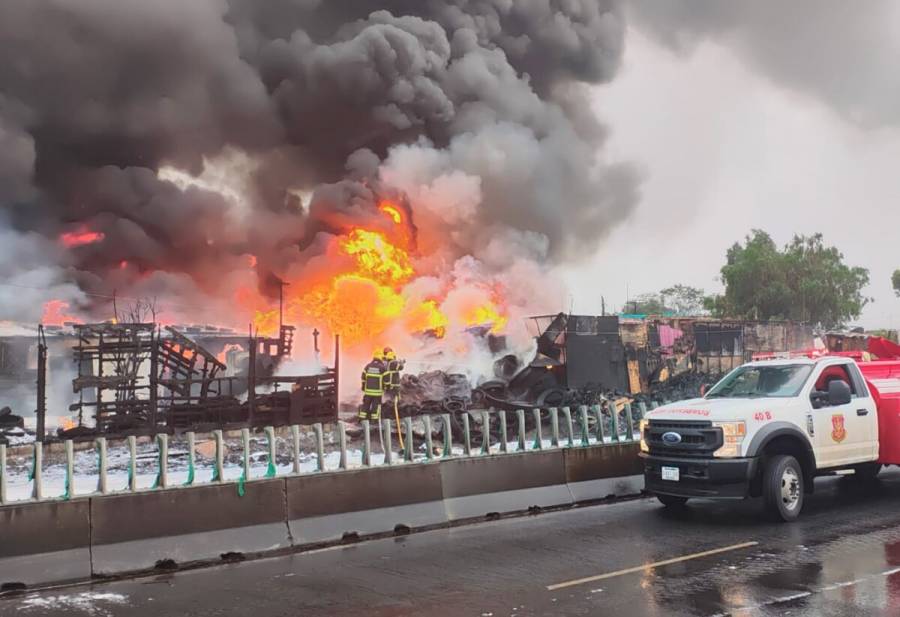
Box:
(463, 301), (508, 334)
(339, 230), (414, 286)
(405, 299), (448, 338)
(379, 201), (403, 224)
(246, 199), (508, 348)
(42, 300), (82, 326)
(60, 226), (105, 248)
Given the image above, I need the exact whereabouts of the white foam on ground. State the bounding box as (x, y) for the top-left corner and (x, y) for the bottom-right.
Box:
(16, 591), (129, 615)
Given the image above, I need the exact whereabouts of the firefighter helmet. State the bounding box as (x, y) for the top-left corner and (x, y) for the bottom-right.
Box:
(373, 349), (385, 361)
(384, 348), (396, 360)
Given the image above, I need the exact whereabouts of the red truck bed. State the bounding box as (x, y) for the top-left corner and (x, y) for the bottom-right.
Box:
(859, 361), (900, 464)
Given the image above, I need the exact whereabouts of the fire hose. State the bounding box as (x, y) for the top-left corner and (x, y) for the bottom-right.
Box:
(394, 391), (405, 450)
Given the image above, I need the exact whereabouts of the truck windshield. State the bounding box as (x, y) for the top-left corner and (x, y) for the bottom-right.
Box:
(705, 364), (813, 399)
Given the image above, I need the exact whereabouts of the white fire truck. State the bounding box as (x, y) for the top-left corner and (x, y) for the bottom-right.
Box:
(639, 355), (900, 521)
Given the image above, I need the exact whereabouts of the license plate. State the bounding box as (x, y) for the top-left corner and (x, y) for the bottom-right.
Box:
(661, 466), (680, 482)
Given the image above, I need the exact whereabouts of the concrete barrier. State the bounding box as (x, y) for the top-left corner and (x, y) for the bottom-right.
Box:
(563, 443), (643, 502)
(90, 479), (290, 574)
(440, 450), (573, 519)
(2, 441), (644, 588)
(0, 499), (92, 587)
(287, 463), (446, 544)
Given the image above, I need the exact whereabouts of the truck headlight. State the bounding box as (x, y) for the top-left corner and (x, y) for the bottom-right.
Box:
(639, 419), (649, 453)
(713, 421), (746, 458)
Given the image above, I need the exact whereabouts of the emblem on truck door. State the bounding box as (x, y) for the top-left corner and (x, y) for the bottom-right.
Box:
(831, 414), (847, 443)
(662, 432), (682, 445)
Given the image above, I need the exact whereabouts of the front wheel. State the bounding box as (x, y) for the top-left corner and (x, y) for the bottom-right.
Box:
(657, 494), (689, 508)
(763, 454), (804, 522)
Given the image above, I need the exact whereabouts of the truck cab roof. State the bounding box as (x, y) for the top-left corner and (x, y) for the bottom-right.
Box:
(743, 355), (854, 369)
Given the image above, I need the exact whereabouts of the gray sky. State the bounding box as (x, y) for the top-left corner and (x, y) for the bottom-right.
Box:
(564, 23), (900, 330)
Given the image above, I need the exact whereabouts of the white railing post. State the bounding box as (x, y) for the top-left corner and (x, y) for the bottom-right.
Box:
(0, 444), (6, 504)
(383, 419), (393, 465)
(442, 414), (452, 457)
(362, 420), (371, 467)
(213, 430), (224, 483)
(64, 440), (74, 499)
(338, 421), (349, 470)
(462, 413), (472, 456)
(157, 434), (168, 489)
(516, 409), (526, 451)
(241, 428), (251, 482)
(185, 431), (196, 486)
(127, 436), (138, 492)
(291, 425), (301, 474)
(424, 415), (434, 460)
(31, 441), (43, 500)
(549, 408), (560, 447)
(562, 407), (575, 447)
(96, 437), (108, 494)
(313, 423), (325, 472)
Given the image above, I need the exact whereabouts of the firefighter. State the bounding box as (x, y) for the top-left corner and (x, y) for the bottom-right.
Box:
(359, 350), (386, 422)
(382, 347), (405, 446)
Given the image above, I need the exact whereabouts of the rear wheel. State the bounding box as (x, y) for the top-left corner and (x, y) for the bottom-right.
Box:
(656, 494), (688, 508)
(854, 462), (881, 481)
(763, 454), (804, 522)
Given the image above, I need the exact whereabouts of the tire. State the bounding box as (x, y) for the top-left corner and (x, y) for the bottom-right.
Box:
(854, 463), (881, 481)
(763, 454), (804, 522)
(657, 494), (689, 508)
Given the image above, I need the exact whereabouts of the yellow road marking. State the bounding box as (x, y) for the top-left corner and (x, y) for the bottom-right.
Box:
(546, 541), (759, 591)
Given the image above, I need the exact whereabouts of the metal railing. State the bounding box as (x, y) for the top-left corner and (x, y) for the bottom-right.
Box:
(0, 401), (658, 505)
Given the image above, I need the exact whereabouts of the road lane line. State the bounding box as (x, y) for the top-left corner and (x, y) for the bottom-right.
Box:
(546, 541), (758, 591)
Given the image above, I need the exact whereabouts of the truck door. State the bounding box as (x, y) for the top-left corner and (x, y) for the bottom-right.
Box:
(808, 362), (874, 467)
(846, 362), (879, 459)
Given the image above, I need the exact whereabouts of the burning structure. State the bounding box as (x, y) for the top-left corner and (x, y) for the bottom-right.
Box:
(64, 322), (336, 438)
(0, 1), (638, 392)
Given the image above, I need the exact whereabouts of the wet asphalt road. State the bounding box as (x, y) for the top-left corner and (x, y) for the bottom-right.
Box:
(8, 471), (900, 616)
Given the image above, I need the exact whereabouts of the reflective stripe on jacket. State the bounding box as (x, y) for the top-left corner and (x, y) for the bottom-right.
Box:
(361, 360), (386, 396)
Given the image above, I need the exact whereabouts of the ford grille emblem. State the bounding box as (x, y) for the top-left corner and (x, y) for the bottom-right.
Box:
(661, 431), (682, 445)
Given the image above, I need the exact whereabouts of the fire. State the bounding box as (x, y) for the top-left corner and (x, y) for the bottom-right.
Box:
(339, 229), (413, 285)
(464, 301), (508, 334)
(42, 300), (82, 326)
(246, 197), (509, 348)
(60, 226), (105, 248)
(405, 299), (448, 338)
(301, 274), (406, 344)
(253, 308), (280, 336)
(379, 201), (403, 224)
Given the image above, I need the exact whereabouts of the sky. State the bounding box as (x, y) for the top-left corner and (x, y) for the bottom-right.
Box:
(563, 21), (900, 330)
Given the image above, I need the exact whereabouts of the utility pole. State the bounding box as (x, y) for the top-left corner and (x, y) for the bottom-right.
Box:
(278, 280), (288, 333)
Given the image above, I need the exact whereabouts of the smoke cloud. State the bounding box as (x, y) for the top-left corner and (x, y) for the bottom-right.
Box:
(628, 0), (900, 128)
(0, 0), (639, 334)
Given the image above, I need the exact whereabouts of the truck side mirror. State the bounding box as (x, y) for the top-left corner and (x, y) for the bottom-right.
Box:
(827, 379), (852, 406)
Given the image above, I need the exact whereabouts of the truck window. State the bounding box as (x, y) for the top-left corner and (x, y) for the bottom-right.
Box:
(705, 364), (813, 399)
(813, 365), (856, 395)
(846, 364), (870, 398)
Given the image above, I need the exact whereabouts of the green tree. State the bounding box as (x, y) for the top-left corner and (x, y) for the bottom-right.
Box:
(893, 269), (900, 296)
(660, 284), (708, 316)
(624, 293), (669, 315)
(707, 230), (869, 328)
(624, 285), (709, 316)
